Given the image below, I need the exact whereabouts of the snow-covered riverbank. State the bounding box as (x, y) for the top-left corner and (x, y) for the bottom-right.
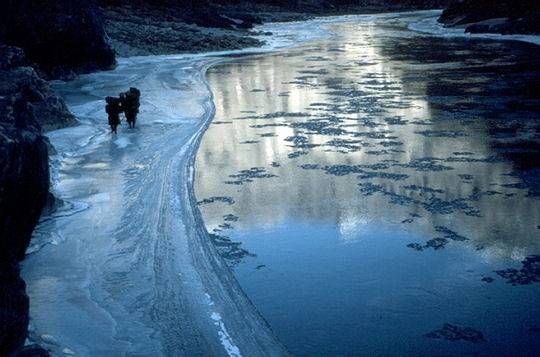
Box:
(24, 57), (267, 356)
(20, 15), (340, 356)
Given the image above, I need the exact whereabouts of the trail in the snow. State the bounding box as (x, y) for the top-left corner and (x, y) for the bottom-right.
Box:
(21, 15), (340, 356)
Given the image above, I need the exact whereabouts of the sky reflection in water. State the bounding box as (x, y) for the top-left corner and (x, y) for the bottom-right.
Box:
(195, 12), (540, 356)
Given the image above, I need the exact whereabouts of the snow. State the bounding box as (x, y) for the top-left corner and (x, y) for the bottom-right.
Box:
(22, 14), (333, 357)
(211, 312), (243, 357)
(113, 136), (131, 148)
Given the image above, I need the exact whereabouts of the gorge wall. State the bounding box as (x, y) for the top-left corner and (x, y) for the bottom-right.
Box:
(0, 1), (115, 355)
(1, 0), (116, 79)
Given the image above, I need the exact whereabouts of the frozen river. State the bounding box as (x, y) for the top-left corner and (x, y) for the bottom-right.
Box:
(22, 52), (287, 357)
(22, 10), (540, 356)
(196, 11), (540, 357)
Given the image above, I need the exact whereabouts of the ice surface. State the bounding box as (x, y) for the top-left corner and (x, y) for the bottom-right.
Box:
(21, 17), (336, 356)
(195, 10), (540, 357)
(22, 10), (540, 356)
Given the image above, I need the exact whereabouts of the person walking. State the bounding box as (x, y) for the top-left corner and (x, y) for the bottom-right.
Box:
(120, 87), (141, 129)
(105, 96), (122, 134)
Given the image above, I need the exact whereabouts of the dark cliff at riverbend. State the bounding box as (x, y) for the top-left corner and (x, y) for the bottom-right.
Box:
(0, 0), (116, 79)
(439, 0), (540, 35)
(0, 1), (116, 355)
(0, 45), (59, 356)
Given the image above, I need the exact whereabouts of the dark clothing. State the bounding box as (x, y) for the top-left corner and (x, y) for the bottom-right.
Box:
(125, 110), (137, 126)
(105, 96), (122, 134)
(106, 106), (120, 126)
(120, 87), (140, 128)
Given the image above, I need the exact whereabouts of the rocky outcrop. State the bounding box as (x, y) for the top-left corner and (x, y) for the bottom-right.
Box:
(0, 109), (49, 262)
(0, 0), (116, 79)
(0, 45), (73, 356)
(0, 264), (30, 356)
(0, 4), (112, 352)
(102, 5), (262, 56)
(100, 0), (454, 56)
(0, 47), (76, 131)
(439, 0), (540, 35)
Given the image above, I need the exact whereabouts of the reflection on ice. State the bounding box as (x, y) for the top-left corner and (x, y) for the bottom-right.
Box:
(196, 11), (540, 356)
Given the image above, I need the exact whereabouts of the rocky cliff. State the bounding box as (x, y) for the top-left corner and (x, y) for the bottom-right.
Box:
(1, 0), (116, 79)
(0, 45), (63, 356)
(439, 0), (540, 35)
(0, 50), (76, 132)
(0, 2), (116, 355)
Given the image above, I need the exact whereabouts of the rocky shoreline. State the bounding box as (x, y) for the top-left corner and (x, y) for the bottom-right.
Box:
(0, 0), (115, 354)
(102, 4), (263, 57)
(101, 1), (452, 56)
(438, 0), (540, 35)
(0, 45), (72, 356)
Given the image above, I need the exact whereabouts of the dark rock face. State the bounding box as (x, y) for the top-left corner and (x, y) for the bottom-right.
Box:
(0, 45), (72, 356)
(0, 46), (76, 131)
(0, 46), (54, 262)
(0, 67), (76, 131)
(0, 103), (48, 354)
(0, 264), (29, 356)
(0, 0), (116, 79)
(465, 16), (540, 36)
(439, 0), (540, 35)
(0, 120), (49, 260)
(14, 345), (50, 357)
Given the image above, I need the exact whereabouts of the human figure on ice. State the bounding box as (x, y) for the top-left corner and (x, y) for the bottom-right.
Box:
(120, 87), (141, 128)
(105, 96), (122, 134)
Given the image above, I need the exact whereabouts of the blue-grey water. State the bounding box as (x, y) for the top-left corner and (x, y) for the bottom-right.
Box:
(195, 12), (540, 356)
